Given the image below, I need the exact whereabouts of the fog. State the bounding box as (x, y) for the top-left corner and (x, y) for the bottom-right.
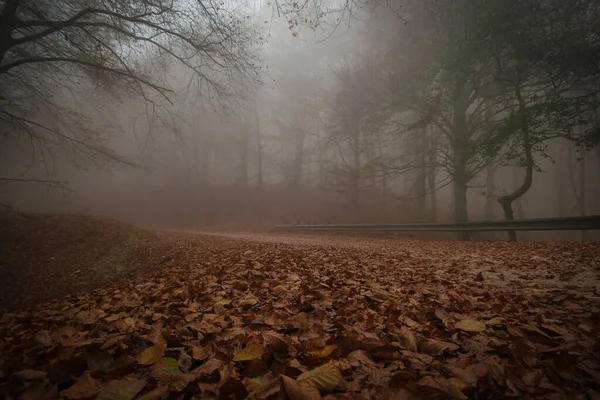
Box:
(1, 0), (599, 241)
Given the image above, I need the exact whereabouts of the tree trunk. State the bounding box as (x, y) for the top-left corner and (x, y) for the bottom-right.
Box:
(554, 140), (567, 217)
(416, 127), (427, 221)
(485, 163), (496, 220)
(498, 85), (534, 242)
(568, 146), (588, 241)
(378, 135), (388, 207)
(256, 108), (263, 190)
(427, 126), (437, 222)
(580, 155), (587, 240)
(290, 132), (304, 188)
(452, 80), (470, 240)
(238, 131), (249, 187)
(351, 128), (360, 213)
(0, 0), (18, 65)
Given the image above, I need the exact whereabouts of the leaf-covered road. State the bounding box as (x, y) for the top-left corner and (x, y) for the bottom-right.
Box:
(1, 231), (599, 399)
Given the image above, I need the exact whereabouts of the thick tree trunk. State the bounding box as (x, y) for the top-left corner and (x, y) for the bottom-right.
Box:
(554, 141), (567, 217)
(580, 155), (587, 241)
(498, 85), (534, 242)
(485, 164), (496, 220)
(0, 0), (19, 65)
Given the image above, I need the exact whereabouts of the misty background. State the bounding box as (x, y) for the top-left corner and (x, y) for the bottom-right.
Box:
(1, 0), (599, 241)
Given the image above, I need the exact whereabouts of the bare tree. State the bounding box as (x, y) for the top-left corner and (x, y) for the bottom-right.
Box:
(0, 0), (260, 181)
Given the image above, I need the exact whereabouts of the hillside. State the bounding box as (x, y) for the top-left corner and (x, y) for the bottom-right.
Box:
(0, 212), (175, 311)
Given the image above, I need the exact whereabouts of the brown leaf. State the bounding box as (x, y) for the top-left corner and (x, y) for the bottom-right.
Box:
(192, 344), (212, 360)
(247, 376), (281, 398)
(96, 378), (146, 400)
(398, 327), (418, 352)
(140, 322), (163, 344)
(233, 342), (264, 361)
(14, 370), (46, 381)
(137, 342), (167, 365)
(419, 338), (458, 355)
(60, 372), (100, 399)
(297, 360), (342, 394)
(35, 330), (53, 347)
(417, 375), (467, 399)
(485, 356), (505, 385)
(308, 345), (337, 358)
(135, 386), (169, 400)
(282, 375), (323, 400)
(346, 350), (376, 368)
(192, 358), (223, 376)
(455, 319), (486, 332)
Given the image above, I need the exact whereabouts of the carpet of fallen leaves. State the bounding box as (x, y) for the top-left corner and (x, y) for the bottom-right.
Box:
(1, 224), (600, 399)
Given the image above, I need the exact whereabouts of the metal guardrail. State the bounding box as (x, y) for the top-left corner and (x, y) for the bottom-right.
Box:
(273, 215), (600, 232)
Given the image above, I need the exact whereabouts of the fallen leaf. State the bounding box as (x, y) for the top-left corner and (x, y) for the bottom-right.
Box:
(192, 344), (211, 360)
(297, 360), (342, 393)
(399, 327), (418, 352)
(419, 338), (459, 355)
(97, 378), (146, 400)
(233, 342), (264, 361)
(455, 319), (486, 332)
(60, 372), (100, 399)
(417, 375), (467, 399)
(135, 386), (169, 400)
(308, 345), (337, 358)
(137, 342), (167, 365)
(282, 375), (323, 399)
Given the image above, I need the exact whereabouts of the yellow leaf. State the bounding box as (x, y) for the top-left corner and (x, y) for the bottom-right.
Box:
(297, 313), (309, 330)
(579, 323), (592, 333)
(308, 345), (337, 358)
(297, 360), (341, 393)
(233, 342), (264, 361)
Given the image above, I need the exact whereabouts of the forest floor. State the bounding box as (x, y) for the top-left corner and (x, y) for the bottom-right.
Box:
(1, 213), (600, 399)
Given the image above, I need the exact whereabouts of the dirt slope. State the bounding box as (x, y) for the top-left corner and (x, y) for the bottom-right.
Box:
(0, 212), (176, 311)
